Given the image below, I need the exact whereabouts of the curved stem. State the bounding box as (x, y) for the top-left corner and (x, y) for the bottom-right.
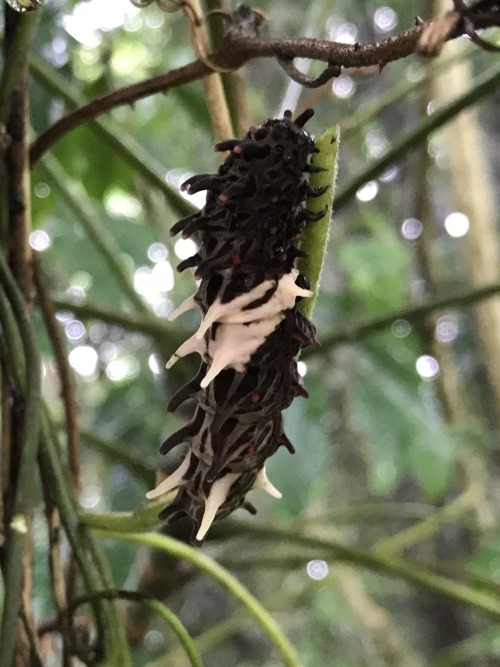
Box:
(0, 251), (40, 667)
(39, 154), (150, 315)
(225, 524), (500, 618)
(303, 281), (500, 356)
(33, 255), (80, 491)
(84, 513), (500, 621)
(28, 2), (500, 163)
(93, 529), (304, 667)
(30, 58), (209, 166)
(51, 297), (188, 353)
(29, 56), (195, 218)
(335, 59), (500, 210)
(38, 410), (132, 665)
(72, 590), (204, 667)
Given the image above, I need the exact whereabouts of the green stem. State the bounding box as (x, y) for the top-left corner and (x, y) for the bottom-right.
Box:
(218, 523), (500, 618)
(373, 486), (478, 557)
(151, 588), (300, 667)
(51, 296), (186, 343)
(148, 598), (204, 667)
(39, 153), (150, 315)
(74, 590), (204, 667)
(299, 125), (340, 320)
(340, 47), (471, 141)
(0, 284), (24, 387)
(335, 60), (500, 211)
(303, 281), (500, 356)
(38, 411), (131, 666)
(84, 501), (166, 533)
(84, 512), (500, 617)
(93, 529), (304, 667)
(29, 56), (195, 219)
(0, 251), (41, 667)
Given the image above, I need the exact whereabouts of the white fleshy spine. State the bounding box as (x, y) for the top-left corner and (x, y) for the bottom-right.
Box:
(146, 452), (191, 499)
(252, 466), (282, 498)
(196, 472), (241, 541)
(200, 314), (284, 387)
(165, 271), (313, 386)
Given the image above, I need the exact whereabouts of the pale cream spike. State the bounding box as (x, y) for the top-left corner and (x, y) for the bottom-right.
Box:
(200, 356), (228, 389)
(281, 271), (313, 299)
(200, 315), (283, 387)
(252, 467), (282, 499)
(195, 280), (275, 339)
(216, 273), (312, 326)
(167, 294), (197, 322)
(196, 473), (240, 541)
(166, 333), (206, 369)
(146, 453), (191, 500)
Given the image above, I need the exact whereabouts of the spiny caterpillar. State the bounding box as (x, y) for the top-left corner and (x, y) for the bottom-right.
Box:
(147, 108), (326, 545)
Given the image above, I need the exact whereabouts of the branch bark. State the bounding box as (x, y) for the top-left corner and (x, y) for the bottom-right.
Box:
(29, 0), (500, 165)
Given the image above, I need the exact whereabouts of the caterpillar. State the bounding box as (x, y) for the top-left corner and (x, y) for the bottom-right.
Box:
(147, 108), (326, 545)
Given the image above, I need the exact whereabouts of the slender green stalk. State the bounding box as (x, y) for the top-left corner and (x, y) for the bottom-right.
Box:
(84, 511), (500, 617)
(303, 281), (500, 356)
(373, 486), (478, 557)
(335, 60), (500, 211)
(40, 153), (150, 314)
(0, 251), (41, 667)
(29, 56), (195, 219)
(39, 410), (132, 666)
(148, 598), (204, 667)
(81, 428), (156, 487)
(299, 125), (339, 320)
(151, 588), (300, 667)
(73, 590), (204, 667)
(83, 498), (476, 532)
(0, 284), (24, 386)
(51, 296), (186, 344)
(340, 47), (471, 140)
(218, 523), (500, 618)
(93, 529), (304, 667)
(84, 501), (166, 533)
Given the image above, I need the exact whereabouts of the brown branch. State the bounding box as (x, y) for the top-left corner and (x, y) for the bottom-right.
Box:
(180, 0), (234, 141)
(33, 255), (80, 493)
(29, 60), (209, 166)
(6, 13), (33, 303)
(42, 490), (72, 667)
(29, 0), (500, 166)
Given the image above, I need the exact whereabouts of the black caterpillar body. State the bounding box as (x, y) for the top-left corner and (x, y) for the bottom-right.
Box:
(147, 109), (324, 544)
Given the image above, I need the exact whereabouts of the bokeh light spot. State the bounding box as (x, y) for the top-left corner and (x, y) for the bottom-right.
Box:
(356, 181), (378, 202)
(435, 316), (459, 344)
(416, 355), (440, 380)
(306, 560), (329, 580)
(29, 230), (51, 251)
(374, 7), (398, 32)
(444, 212), (469, 238)
(401, 218), (422, 241)
(332, 75), (355, 99)
(69, 346), (98, 378)
(174, 238), (198, 260)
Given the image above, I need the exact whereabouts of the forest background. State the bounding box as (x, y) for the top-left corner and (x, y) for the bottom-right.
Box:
(1, 0), (500, 665)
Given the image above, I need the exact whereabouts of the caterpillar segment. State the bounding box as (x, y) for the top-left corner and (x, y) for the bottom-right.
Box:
(148, 109), (322, 543)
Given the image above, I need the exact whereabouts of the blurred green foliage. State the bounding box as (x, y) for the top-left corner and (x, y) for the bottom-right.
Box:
(3, 0), (500, 665)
